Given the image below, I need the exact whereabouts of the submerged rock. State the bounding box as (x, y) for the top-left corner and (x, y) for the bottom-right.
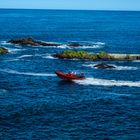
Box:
(0, 47), (8, 54)
(8, 37), (61, 47)
(94, 63), (116, 69)
(67, 43), (83, 47)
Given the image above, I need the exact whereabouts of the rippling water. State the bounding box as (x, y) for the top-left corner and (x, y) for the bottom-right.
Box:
(0, 9), (140, 139)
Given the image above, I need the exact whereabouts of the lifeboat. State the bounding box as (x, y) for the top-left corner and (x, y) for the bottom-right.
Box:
(55, 71), (85, 81)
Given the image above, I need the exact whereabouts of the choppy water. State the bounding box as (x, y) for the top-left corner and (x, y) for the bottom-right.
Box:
(0, 9), (140, 139)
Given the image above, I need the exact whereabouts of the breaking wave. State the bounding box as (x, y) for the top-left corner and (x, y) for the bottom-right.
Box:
(6, 47), (26, 54)
(0, 41), (11, 45)
(18, 55), (33, 59)
(5, 59), (20, 62)
(0, 68), (56, 77)
(42, 54), (57, 59)
(42, 41), (105, 49)
(114, 66), (138, 70)
(74, 78), (140, 87)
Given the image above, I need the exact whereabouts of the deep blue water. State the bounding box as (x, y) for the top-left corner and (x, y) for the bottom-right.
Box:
(0, 9), (140, 140)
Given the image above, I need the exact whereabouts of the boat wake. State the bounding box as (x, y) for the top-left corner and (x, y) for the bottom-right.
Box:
(0, 69), (56, 77)
(74, 78), (140, 87)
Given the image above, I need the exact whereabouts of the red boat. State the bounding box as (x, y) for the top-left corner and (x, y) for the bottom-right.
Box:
(55, 71), (85, 81)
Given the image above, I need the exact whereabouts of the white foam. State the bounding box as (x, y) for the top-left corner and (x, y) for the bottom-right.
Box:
(0, 41), (11, 45)
(133, 60), (140, 63)
(40, 41), (105, 49)
(95, 42), (105, 45)
(78, 45), (103, 49)
(6, 48), (26, 54)
(74, 78), (140, 87)
(18, 55), (33, 59)
(5, 59), (20, 62)
(83, 64), (96, 68)
(43, 55), (57, 60)
(83, 64), (138, 70)
(41, 53), (57, 59)
(114, 66), (138, 70)
(0, 69), (56, 77)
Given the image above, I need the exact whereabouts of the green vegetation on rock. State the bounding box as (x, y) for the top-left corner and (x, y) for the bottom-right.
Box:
(53, 50), (140, 60)
(0, 47), (8, 55)
(53, 50), (112, 60)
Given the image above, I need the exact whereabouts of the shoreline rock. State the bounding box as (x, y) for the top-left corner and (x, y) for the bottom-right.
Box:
(0, 47), (8, 55)
(8, 37), (61, 47)
(53, 50), (140, 61)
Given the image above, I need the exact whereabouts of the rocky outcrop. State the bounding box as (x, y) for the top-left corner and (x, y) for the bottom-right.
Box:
(53, 50), (140, 61)
(8, 37), (61, 46)
(53, 50), (112, 60)
(0, 47), (8, 54)
(94, 63), (116, 69)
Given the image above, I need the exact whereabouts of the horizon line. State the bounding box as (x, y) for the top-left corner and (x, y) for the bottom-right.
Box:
(0, 8), (140, 12)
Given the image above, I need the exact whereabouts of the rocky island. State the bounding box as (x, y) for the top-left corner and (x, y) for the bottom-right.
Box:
(8, 37), (61, 46)
(53, 50), (140, 61)
(7, 37), (91, 47)
(0, 47), (8, 55)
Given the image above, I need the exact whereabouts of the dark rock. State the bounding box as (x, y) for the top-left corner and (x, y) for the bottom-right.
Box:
(94, 63), (116, 69)
(8, 37), (61, 47)
(67, 43), (83, 47)
(0, 47), (8, 54)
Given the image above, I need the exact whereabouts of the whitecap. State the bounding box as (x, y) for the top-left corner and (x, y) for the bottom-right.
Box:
(78, 44), (103, 49)
(39, 41), (105, 49)
(0, 41), (11, 45)
(5, 59), (20, 62)
(18, 55), (33, 59)
(43, 55), (57, 60)
(95, 42), (105, 45)
(114, 66), (138, 70)
(83, 64), (96, 68)
(74, 78), (140, 87)
(6, 48), (26, 54)
(0, 68), (56, 77)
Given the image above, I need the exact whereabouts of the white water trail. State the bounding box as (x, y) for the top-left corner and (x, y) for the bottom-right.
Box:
(0, 69), (56, 77)
(74, 78), (140, 87)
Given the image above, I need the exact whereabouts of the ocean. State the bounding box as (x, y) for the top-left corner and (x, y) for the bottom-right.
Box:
(0, 9), (140, 139)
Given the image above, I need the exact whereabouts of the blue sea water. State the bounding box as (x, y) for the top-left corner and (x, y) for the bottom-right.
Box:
(0, 9), (140, 140)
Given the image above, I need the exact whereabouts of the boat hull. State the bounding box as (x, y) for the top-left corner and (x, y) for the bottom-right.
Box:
(55, 71), (85, 81)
